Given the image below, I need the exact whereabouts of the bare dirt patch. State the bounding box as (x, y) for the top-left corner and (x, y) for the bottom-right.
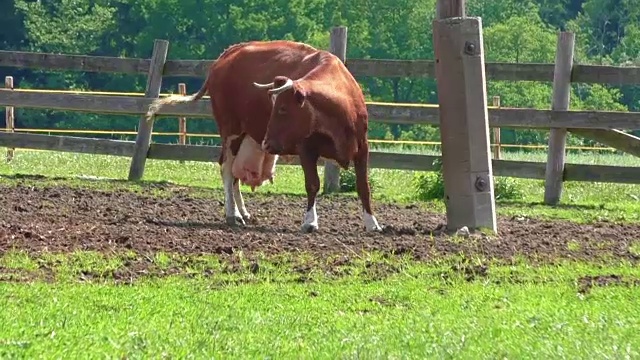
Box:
(1, 182), (639, 274)
(578, 274), (640, 294)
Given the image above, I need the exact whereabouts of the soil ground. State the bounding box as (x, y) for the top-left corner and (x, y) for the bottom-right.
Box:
(2, 181), (639, 266)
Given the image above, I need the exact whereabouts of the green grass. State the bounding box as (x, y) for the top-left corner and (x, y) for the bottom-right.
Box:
(1, 147), (640, 358)
(1, 250), (640, 358)
(1, 147), (639, 223)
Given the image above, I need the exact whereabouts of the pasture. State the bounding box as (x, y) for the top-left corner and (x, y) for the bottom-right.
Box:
(2, 4), (640, 355)
(1, 148), (640, 358)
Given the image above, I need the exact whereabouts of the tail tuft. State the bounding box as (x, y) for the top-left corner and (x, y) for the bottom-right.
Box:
(145, 94), (197, 122)
(145, 75), (209, 122)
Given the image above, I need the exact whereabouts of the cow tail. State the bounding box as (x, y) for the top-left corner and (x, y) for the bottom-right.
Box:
(145, 74), (210, 122)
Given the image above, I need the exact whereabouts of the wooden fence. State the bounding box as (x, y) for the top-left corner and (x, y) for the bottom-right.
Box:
(1, 29), (640, 201)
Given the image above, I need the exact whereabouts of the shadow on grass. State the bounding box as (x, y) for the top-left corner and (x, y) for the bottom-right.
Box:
(1, 172), (211, 191)
(145, 218), (303, 235)
(0, 172), (336, 201)
(498, 200), (607, 211)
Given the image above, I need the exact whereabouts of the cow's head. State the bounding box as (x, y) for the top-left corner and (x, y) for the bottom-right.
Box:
(253, 76), (312, 155)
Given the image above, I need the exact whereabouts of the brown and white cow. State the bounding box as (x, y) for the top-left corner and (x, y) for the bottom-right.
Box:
(145, 40), (381, 233)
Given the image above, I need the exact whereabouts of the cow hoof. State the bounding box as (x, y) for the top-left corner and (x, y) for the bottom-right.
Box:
(363, 212), (382, 232)
(226, 215), (246, 227)
(241, 212), (254, 224)
(301, 223), (318, 233)
(366, 224), (383, 232)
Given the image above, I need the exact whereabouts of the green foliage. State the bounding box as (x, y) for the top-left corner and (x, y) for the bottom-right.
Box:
(493, 176), (525, 200)
(484, 14), (557, 63)
(567, 0), (640, 63)
(412, 159), (524, 201)
(1, 0), (640, 142)
(367, 122), (394, 140)
(412, 158), (445, 201)
(413, 171), (445, 201)
(15, 0), (117, 54)
(413, 171), (525, 201)
(338, 168), (377, 193)
(397, 125), (440, 142)
(573, 84), (629, 111)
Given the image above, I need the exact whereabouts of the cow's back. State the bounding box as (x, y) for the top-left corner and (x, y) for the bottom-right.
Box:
(207, 41), (321, 143)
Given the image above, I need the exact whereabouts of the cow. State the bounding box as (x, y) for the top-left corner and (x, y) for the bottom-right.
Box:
(145, 40), (382, 233)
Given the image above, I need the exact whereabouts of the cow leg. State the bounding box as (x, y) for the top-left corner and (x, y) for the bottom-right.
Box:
(354, 144), (382, 232)
(260, 153), (278, 184)
(233, 178), (251, 221)
(221, 138), (245, 227)
(299, 146), (320, 233)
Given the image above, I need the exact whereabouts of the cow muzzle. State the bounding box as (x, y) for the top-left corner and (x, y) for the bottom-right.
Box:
(261, 138), (283, 155)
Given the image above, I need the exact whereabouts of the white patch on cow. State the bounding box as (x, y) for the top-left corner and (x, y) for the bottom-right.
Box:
(363, 211), (382, 232)
(221, 136), (244, 225)
(301, 202), (319, 232)
(261, 153), (278, 183)
(270, 154), (278, 177)
(233, 180), (250, 220)
(271, 93), (278, 105)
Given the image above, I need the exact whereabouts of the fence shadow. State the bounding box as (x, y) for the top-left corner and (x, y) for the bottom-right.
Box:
(0, 172), (314, 200)
(498, 200), (608, 211)
(144, 217), (302, 235)
(0, 172), (214, 190)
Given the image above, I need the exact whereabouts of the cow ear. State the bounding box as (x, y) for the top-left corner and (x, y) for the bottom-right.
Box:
(294, 89), (306, 106)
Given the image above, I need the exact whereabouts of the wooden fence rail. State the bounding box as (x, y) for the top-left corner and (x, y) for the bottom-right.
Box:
(2, 131), (639, 185)
(2, 29), (640, 204)
(2, 89), (640, 130)
(3, 51), (640, 84)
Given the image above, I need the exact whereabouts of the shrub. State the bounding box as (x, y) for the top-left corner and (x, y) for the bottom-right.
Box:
(338, 168), (377, 193)
(412, 160), (523, 201)
(493, 176), (523, 200)
(413, 159), (445, 201)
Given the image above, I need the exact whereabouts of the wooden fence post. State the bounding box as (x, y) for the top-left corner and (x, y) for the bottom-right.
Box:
(323, 26), (347, 194)
(492, 95), (501, 159)
(437, 0), (465, 18)
(4, 76), (15, 162)
(433, 0), (497, 233)
(127, 39), (169, 181)
(178, 83), (187, 146)
(544, 32), (575, 205)
(178, 82), (187, 164)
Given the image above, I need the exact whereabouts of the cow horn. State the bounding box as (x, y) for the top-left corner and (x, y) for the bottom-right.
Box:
(253, 81), (275, 89)
(267, 78), (293, 95)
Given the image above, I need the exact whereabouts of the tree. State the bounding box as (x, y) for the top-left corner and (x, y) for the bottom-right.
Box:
(0, 0), (637, 142)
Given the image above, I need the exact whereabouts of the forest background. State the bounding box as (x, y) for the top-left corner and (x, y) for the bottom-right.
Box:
(1, 0), (638, 149)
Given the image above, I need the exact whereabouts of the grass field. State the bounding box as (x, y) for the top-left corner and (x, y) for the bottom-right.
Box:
(1, 147), (640, 358)
(2, 146), (640, 223)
